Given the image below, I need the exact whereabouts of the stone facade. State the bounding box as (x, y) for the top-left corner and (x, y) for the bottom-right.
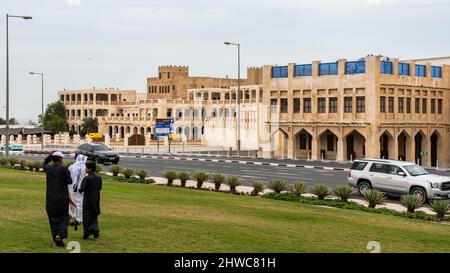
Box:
(263, 55), (450, 168)
(146, 65), (263, 99)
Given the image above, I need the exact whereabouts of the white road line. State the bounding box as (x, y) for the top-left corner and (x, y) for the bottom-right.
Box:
(305, 165), (314, 169)
(254, 162), (263, 165)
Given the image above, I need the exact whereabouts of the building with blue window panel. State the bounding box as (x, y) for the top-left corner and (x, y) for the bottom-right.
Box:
(294, 64), (312, 77)
(271, 66), (288, 78)
(398, 63), (410, 76)
(380, 61), (393, 74)
(431, 66), (442, 78)
(415, 64), (426, 77)
(345, 61), (366, 74)
(319, 62), (338, 76)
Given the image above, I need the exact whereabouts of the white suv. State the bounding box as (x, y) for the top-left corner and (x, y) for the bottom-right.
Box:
(348, 158), (450, 202)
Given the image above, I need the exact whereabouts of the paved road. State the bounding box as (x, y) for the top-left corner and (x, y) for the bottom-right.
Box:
(13, 154), (350, 187)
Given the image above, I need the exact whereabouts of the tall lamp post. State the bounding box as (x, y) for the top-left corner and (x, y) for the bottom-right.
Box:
(224, 41), (241, 157)
(5, 14), (32, 157)
(29, 72), (44, 150)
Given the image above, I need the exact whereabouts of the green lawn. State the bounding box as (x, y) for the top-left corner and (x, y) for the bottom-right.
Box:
(1, 168), (450, 253)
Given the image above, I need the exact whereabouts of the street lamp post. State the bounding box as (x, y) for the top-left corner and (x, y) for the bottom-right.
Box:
(5, 14), (32, 157)
(224, 41), (241, 157)
(29, 72), (44, 150)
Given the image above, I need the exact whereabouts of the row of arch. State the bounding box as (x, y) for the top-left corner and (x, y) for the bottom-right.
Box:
(271, 127), (442, 167)
(106, 125), (205, 140)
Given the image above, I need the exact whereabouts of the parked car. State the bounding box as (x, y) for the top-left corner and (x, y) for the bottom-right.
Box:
(348, 158), (450, 203)
(0, 142), (23, 151)
(75, 143), (120, 164)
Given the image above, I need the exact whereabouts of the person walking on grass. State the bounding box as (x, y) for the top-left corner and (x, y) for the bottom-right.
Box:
(79, 161), (102, 239)
(43, 151), (72, 247)
(68, 154), (88, 230)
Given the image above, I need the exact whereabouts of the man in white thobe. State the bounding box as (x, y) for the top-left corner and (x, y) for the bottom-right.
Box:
(68, 154), (88, 226)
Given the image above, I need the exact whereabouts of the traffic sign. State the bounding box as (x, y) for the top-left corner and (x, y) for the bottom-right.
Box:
(155, 118), (174, 137)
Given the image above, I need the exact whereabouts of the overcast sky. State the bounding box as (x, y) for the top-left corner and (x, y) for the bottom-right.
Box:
(1, 0), (449, 122)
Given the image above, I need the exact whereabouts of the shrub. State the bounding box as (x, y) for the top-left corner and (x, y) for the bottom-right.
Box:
(32, 161), (42, 172)
(110, 165), (122, 176)
(27, 161), (35, 171)
(334, 184), (356, 202)
(268, 179), (288, 193)
(430, 200), (450, 221)
(312, 184), (332, 200)
(7, 157), (19, 166)
(251, 180), (264, 196)
(164, 170), (177, 186)
(121, 168), (135, 179)
(63, 160), (75, 169)
(136, 169), (149, 180)
(192, 171), (209, 189)
(225, 176), (242, 194)
(177, 171), (191, 187)
(96, 163), (104, 173)
(212, 173), (225, 191)
(362, 189), (386, 208)
(0, 157), (8, 165)
(400, 195), (423, 213)
(18, 159), (28, 170)
(290, 180), (306, 197)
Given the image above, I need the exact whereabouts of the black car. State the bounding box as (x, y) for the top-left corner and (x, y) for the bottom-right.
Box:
(75, 143), (120, 164)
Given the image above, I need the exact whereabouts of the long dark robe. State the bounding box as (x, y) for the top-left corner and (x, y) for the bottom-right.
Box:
(43, 156), (72, 240)
(79, 173), (102, 237)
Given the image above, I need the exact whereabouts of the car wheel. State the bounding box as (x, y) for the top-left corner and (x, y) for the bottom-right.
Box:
(357, 181), (372, 195)
(410, 187), (427, 203)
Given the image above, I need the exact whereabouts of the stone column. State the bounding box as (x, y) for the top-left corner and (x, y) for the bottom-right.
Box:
(104, 134), (110, 146)
(1, 135), (5, 145)
(17, 134), (22, 144)
(124, 133), (130, 147)
(337, 137), (345, 162)
(27, 135), (32, 145)
(311, 133), (319, 161)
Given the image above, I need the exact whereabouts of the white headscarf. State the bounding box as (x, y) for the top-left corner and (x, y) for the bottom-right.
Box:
(68, 154), (88, 191)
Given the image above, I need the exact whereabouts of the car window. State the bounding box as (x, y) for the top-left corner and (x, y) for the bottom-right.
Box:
(351, 161), (368, 171)
(369, 163), (387, 173)
(404, 165), (429, 176)
(92, 145), (109, 151)
(385, 165), (403, 176)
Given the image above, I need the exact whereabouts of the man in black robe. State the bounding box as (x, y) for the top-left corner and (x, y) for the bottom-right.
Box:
(43, 151), (72, 247)
(79, 161), (102, 239)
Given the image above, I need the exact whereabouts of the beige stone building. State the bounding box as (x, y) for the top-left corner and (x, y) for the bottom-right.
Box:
(58, 57), (450, 168)
(263, 55), (450, 168)
(146, 65), (263, 99)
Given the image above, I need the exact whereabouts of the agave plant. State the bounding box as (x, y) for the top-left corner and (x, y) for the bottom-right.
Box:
(334, 184), (356, 202)
(96, 163), (104, 173)
(27, 160), (35, 172)
(177, 171), (191, 187)
(0, 157), (8, 166)
(290, 180), (306, 197)
(136, 169), (149, 180)
(312, 184), (332, 200)
(226, 176), (241, 194)
(362, 189), (386, 208)
(268, 178), (288, 193)
(164, 170), (178, 186)
(192, 171), (209, 189)
(7, 157), (19, 166)
(400, 194), (423, 213)
(32, 161), (42, 172)
(121, 168), (135, 179)
(430, 200), (450, 221)
(110, 165), (122, 176)
(18, 159), (28, 170)
(212, 173), (225, 191)
(251, 180), (264, 196)
(63, 160), (75, 169)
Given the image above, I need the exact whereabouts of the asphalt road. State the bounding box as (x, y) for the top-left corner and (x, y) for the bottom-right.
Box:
(13, 154), (350, 187)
